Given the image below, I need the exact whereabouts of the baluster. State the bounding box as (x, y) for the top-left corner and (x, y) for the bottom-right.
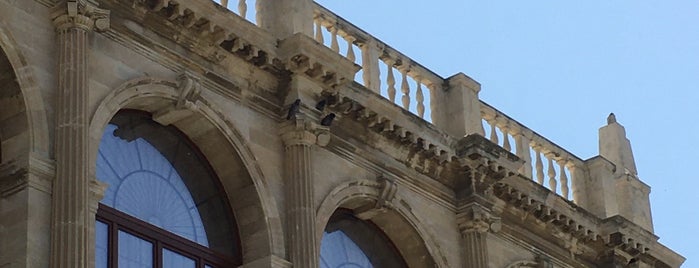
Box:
(361, 40), (381, 92)
(330, 27), (339, 53)
(559, 160), (569, 199)
(502, 127), (511, 152)
(400, 68), (410, 110)
(238, 0), (247, 19)
(221, 0), (229, 8)
(416, 81), (425, 118)
(428, 84), (438, 123)
(314, 20), (324, 43)
(489, 122), (498, 145)
(567, 162), (584, 205)
(386, 60), (396, 102)
(513, 131), (533, 178)
(345, 36), (356, 62)
(535, 148), (544, 185)
(547, 155), (557, 193)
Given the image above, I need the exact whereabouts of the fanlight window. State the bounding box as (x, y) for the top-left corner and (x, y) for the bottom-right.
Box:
(320, 230), (373, 268)
(320, 211), (407, 268)
(95, 113), (239, 267)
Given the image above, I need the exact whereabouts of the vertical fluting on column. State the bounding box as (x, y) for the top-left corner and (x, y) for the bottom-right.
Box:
(461, 231), (489, 268)
(50, 2), (109, 267)
(280, 119), (321, 268)
(51, 23), (90, 268)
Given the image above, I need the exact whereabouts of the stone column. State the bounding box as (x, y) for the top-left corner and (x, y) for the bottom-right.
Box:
(280, 116), (328, 268)
(49, 1), (108, 267)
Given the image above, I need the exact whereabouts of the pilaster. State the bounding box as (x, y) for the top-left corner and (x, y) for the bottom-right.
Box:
(279, 115), (329, 268)
(457, 202), (501, 268)
(49, 1), (109, 267)
(453, 134), (522, 268)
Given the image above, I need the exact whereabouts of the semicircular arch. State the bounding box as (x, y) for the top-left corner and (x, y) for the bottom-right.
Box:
(89, 76), (285, 263)
(316, 179), (452, 268)
(0, 22), (50, 160)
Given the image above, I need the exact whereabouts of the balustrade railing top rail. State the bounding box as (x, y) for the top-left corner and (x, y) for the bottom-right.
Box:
(480, 101), (586, 202)
(313, 4), (445, 122)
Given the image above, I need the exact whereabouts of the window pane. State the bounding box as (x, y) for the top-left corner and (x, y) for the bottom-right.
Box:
(97, 124), (209, 246)
(95, 221), (108, 268)
(118, 230), (153, 268)
(163, 248), (196, 268)
(320, 231), (373, 268)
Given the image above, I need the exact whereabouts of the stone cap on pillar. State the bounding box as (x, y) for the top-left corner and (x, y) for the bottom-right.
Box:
(599, 113), (638, 175)
(446, 72), (481, 94)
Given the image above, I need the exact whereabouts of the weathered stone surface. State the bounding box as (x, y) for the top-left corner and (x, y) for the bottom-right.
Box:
(0, 0), (683, 267)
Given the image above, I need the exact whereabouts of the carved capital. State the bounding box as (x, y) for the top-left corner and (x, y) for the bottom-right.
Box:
(279, 114), (331, 147)
(51, 0), (110, 31)
(457, 203), (501, 234)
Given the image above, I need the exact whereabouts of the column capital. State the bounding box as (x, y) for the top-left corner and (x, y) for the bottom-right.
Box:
(279, 114), (330, 147)
(457, 202), (501, 234)
(51, 0), (110, 31)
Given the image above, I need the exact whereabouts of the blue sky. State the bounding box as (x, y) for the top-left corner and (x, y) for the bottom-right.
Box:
(315, 0), (697, 265)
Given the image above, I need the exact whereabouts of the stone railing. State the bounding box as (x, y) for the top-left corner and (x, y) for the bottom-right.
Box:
(206, 0), (591, 206)
(313, 4), (443, 122)
(480, 102), (585, 202)
(212, 0), (258, 24)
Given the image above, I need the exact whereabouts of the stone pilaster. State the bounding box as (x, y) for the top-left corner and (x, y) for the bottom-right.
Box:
(457, 203), (501, 268)
(49, 1), (109, 267)
(279, 115), (329, 268)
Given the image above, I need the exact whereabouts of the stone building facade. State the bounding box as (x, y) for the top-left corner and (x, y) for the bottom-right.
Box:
(0, 0), (685, 267)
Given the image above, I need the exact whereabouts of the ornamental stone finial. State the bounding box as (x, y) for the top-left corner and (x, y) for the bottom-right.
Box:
(51, 0), (110, 31)
(607, 113), (617, 124)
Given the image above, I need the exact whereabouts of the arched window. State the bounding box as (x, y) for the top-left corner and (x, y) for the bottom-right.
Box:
(95, 112), (240, 267)
(320, 210), (407, 268)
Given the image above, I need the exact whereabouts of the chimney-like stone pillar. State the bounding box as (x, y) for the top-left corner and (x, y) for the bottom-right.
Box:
(257, 0), (314, 39)
(434, 73), (484, 137)
(280, 116), (328, 268)
(596, 114), (654, 232)
(49, 1), (109, 267)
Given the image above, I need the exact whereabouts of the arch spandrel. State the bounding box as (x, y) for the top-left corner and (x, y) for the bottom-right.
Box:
(89, 76), (286, 263)
(316, 179), (452, 268)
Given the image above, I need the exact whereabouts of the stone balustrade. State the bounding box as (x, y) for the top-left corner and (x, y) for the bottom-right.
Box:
(196, 0), (645, 226)
(213, 0), (258, 24)
(313, 4), (443, 122)
(480, 102), (586, 203)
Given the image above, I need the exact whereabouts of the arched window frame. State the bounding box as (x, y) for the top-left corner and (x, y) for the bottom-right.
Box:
(95, 111), (242, 268)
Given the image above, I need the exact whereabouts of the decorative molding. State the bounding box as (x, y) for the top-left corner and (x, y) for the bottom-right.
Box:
(153, 72), (203, 126)
(279, 114), (331, 147)
(51, 0), (110, 31)
(354, 176), (398, 220)
(457, 202), (501, 234)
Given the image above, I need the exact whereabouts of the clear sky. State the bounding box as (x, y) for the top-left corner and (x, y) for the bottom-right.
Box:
(315, 0), (697, 265)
